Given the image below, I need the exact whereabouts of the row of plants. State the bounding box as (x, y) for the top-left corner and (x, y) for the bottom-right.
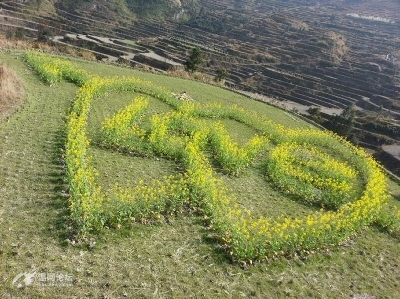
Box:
(267, 142), (359, 209)
(24, 51), (90, 86)
(101, 96), (149, 153)
(106, 174), (191, 225)
(223, 134), (389, 260)
(99, 84), (390, 261)
(208, 122), (268, 175)
(99, 97), (267, 228)
(24, 51), (395, 262)
(101, 96), (269, 175)
(64, 74), (190, 232)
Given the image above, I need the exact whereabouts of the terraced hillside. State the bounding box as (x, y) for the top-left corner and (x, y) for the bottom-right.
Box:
(0, 0), (399, 174)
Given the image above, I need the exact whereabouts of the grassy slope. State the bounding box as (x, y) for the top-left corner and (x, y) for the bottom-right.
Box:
(0, 52), (399, 299)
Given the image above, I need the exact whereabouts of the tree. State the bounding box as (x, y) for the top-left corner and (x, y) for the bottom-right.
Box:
(341, 103), (354, 120)
(307, 107), (322, 123)
(6, 29), (14, 40)
(215, 68), (227, 82)
(15, 28), (26, 40)
(37, 26), (54, 43)
(184, 47), (203, 73)
(341, 104), (355, 137)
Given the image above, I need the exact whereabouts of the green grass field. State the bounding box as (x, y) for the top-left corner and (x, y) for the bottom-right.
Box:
(1, 50), (400, 299)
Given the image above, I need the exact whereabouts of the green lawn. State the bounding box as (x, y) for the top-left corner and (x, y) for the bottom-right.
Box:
(0, 51), (399, 299)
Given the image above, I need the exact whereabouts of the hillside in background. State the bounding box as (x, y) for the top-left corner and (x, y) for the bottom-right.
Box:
(17, 0), (197, 22)
(0, 0), (399, 175)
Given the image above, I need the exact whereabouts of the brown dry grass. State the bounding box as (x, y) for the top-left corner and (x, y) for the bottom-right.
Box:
(0, 64), (24, 121)
(0, 35), (32, 50)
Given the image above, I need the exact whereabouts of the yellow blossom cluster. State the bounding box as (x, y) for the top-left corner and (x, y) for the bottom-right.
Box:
(24, 51), (392, 262)
(209, 122), (269, 175)
(24, 51), (90, 85)
(268, 142), (359, 209)
(101, 96), (148, 149)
